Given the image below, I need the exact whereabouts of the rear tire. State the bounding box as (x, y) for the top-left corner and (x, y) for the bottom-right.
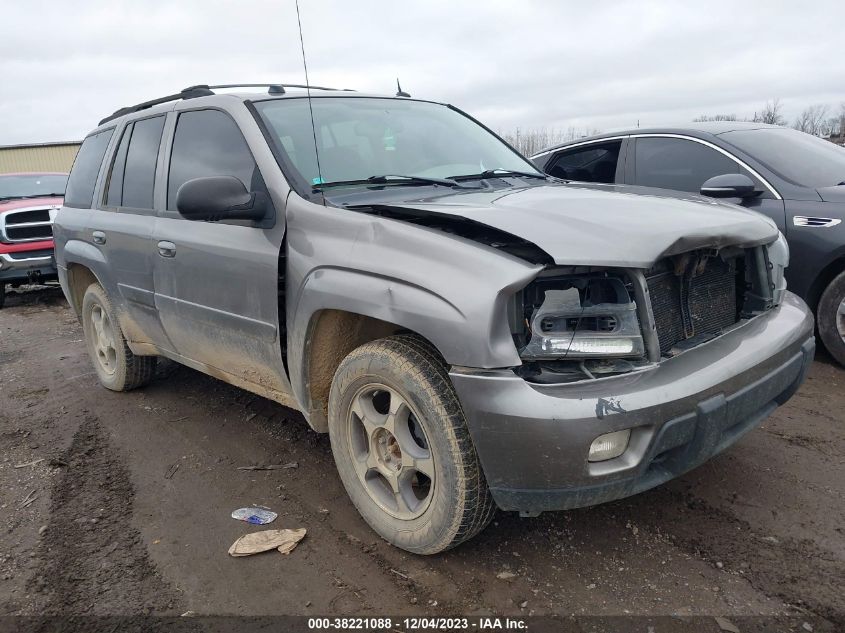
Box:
(81, 283), (156, 391)
(0, 284), (5, 309)
(817, 271), (845, 367)
(328, 334), (495, 554)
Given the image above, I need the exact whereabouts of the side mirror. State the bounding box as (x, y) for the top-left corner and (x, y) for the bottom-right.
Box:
(700, 173), (758, 199)
(176, 176), (267, 221)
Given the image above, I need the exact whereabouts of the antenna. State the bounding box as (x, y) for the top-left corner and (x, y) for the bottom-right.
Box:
(295, 0), (324, 197)
(395, 79), (410, 98)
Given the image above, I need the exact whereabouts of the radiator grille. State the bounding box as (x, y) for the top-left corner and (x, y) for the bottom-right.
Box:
(647, 256), (739, 355)
(0, 207), (54, 242)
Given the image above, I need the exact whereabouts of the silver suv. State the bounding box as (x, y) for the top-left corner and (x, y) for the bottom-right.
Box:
(55, 84), (814, 554)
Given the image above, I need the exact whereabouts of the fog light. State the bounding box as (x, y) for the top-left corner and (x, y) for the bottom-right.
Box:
(588, 429), (631, 462)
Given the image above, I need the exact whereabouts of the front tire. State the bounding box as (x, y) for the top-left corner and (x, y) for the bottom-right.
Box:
(81, 282), (156, 391)
(817, 271), (845, 367)
(328, 335), (495, 554)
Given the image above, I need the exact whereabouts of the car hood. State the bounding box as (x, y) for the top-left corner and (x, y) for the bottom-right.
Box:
(342, 182), (779, 268)
(817, 186), (845, 203)
(0, 196), (64, 213)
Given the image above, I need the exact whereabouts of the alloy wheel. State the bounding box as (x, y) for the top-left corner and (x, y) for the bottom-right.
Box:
(346, 385), (435, 519)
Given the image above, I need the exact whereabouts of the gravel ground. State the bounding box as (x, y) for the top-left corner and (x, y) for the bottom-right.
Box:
(0, 285), (842, 631)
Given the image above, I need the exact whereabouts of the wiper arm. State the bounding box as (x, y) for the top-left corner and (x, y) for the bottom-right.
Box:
(449, 169), (547, 181)
(314, 174), (480, 190)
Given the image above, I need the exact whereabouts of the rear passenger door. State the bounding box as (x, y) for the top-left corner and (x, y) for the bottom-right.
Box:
(540, 139), (626, 184)
(629, 136), (786, 230)
(92, 114), (170, 347)
(152, 108), (290, 396)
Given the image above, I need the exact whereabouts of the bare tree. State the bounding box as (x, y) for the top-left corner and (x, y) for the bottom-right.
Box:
(793, 104), (830, 136)
(693, 113), (738, 122)
(829, 102), (845, 139)
(500, 127), (600, 156)
(752, 98), (785, 125)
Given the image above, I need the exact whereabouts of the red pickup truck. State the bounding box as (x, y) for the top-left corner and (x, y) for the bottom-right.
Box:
(0, 172), (67, 308)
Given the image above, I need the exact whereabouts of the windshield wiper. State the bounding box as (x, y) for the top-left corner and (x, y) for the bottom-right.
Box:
(448, 168), (547, 181)
(314, 174), (479, 191)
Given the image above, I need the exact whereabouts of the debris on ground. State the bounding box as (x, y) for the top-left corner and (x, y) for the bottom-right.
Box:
(164, 463), (180, 479)
(14, 458), (44, 468)
(237, 462), (298, 471)
(496, 571), (517, 580)
(389, 568), (410, 580)
(228, 528), (307, 557)
(715, 617), (740, 633)
(20, 489), (38, 508)
(231, 506), (278, 525)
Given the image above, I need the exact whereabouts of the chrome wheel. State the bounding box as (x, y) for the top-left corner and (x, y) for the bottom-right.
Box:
(88, 303), (117, 375)
(346, 385), (435, 520)
(837, 299), (845, 342)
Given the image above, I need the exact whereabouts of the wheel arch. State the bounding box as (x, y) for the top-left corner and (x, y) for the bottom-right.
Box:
(298, 308), (439, 433)
(65, 262), (102, 317)
(807, 253), (845, 313)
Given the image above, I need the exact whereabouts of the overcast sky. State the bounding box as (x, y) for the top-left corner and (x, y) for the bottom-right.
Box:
(1, 0), (843, 145)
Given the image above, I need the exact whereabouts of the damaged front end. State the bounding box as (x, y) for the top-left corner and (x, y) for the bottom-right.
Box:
(510, 237), (788, 385)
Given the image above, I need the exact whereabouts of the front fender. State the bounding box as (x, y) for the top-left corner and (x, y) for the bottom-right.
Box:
(285, 193), (542, 412)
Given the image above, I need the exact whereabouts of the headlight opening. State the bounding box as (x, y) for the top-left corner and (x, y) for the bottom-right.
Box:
(518, 273), (645, 360)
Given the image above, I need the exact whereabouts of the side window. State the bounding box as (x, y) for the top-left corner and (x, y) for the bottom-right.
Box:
(105, 123), (131, 206)
(167, 109), (260, 210)
(634, 138), (739, 193)
(105, 116), (165, 209)
(64, 129), (114, 208)
(546, 141), (622, 184)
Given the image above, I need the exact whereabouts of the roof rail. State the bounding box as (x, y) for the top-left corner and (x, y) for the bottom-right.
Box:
(98, 82), (352, 126)
(204, 83), (351, 93)
(98, 85), (214, 125)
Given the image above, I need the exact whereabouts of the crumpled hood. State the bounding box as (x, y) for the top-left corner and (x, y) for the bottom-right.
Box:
(349, 182), (779, 268)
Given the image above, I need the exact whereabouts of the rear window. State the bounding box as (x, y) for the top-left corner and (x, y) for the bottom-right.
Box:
(720, 127), (845, 188)
(64, 129), (114, 208)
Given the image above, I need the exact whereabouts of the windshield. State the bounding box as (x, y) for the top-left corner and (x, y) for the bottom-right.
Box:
(720, 127), (845, 189)
(0, 174), (67, 200)
(253, 97), (540, 188)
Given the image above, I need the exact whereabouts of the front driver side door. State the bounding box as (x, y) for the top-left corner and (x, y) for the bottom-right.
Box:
(152, 107), (291, 400)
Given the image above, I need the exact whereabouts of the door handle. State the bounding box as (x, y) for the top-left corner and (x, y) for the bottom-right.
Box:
(157, 240), (176, 258)
(92, 231), (106, 245)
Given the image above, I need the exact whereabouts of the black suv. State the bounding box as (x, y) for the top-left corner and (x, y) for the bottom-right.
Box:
(532, 123), (845, 364)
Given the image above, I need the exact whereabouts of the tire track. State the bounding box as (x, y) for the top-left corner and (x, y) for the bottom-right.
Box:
(28, 415), (181, 618)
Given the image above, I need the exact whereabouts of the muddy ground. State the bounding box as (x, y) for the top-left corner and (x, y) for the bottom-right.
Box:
(0, 285), (842, 630)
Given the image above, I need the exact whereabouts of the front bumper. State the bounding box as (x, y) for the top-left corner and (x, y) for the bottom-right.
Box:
(450, 291), (815, 514)
(0, 248), (57, 284)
